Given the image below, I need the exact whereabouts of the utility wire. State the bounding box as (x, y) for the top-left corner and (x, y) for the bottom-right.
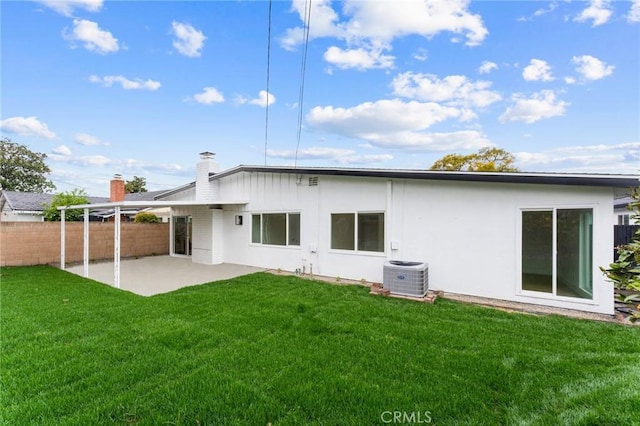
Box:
(294, 0), (312, 168)
(263, 0), (273, 166)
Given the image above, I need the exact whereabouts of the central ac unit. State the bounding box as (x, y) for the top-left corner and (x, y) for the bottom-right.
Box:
(383, 261), (428, 297)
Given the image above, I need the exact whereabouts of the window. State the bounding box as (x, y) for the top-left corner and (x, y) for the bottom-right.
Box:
(521, 208), (593, 299)
(331, 212), (384, 252)
(618, 214), (630, 225)
(251, 213), (300, 246)
(288, 213), (300, 245)
(331, 214), (355, 250)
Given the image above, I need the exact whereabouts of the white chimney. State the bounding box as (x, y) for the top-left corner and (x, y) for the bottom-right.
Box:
(195, 151), (220, 201)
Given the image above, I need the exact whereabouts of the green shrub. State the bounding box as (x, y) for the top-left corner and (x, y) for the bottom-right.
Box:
(134, 212), (160, 223)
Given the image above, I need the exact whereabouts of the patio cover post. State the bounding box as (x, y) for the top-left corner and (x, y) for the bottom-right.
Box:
(83, 208), (89, 278)
(60, 209), (65, 269)
(114, 206), (121, 288)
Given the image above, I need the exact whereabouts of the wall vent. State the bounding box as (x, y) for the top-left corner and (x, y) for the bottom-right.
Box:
(308, 176), (319, 186)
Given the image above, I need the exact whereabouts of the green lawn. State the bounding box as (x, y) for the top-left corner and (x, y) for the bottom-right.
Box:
(1, 266), (639, 425)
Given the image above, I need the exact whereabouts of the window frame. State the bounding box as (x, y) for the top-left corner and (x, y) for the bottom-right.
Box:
(518, 206), (596, 302)
(250, 212), (301, 247)
(330, 211), (385, 254)
(618, 214), (630, 226)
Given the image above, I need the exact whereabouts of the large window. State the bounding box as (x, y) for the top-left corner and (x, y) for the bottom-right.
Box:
(521, 208), (593, 299)
(251, 213), (300, 246)
(331, 212), (384, 252)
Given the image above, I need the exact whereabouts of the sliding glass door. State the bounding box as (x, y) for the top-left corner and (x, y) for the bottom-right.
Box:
(521, 208), (593, 299)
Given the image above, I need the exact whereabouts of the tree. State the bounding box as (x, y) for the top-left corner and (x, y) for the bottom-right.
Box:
(0, 137), (56, 192)
(429, 147), (520, 172)
(134, 212), (160, 223)
(601, 187), (640, 322)
(125, 176), (147, 193)
(43, 189), (89, 221)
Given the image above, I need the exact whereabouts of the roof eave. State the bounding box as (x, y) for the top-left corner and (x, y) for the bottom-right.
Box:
(209, 165), (639, 188)
(58, 200), (249, 210)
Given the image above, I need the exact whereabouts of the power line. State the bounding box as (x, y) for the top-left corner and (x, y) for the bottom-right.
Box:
(294, 0), (312, 168)
(263, 0), (273, 166)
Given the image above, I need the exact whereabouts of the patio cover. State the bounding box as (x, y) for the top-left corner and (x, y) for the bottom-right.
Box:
(58, 200), (248, 288)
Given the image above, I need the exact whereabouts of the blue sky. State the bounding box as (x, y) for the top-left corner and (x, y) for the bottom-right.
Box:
(1, 0), (639, 196)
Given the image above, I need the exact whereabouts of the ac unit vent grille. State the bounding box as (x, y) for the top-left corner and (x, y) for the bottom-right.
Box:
(308, 177), (319, 186)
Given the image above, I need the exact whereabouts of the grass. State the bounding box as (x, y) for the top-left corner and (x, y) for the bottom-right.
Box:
(1, 266), (639, 425)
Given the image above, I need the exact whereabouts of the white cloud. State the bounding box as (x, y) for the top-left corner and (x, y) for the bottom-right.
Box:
(391, 72), (502, 108)
(564, 76), (577, 85)
(629, 0), (640, 23)
(517, 1), (559, 21)
(74, 133), (109, 146)
(0, 116), (56, 139)
(534, 2), (559, 17)
(574, 0), (612, 27)
(364, 130), (493, 152)
(64, 19), (119, 54)
(478, 61), (498, 74)
(49, 154), (111, 166)
(52, 145), (72, 156)
(308, 99), (463, 136)
(413, 48), (428, 62)
(191, 87), (225, 105)
(236, 90), (276, 107)
(280, 0), (344, 50)
(267, 147), (393, 165)
(572, 55), (615, 80)
(35, 0), (103, 17)
(171, 22), (206, 57)
(499, 90), (568, 124)
(515, 142), (640, 173)
(342, 0), (487, 46)
(89, 75), (161, 91)
(281, 0), (488, 69)
(324, 45), (394, 70)
(522, 59), (554, 82)
(306, 99), (492, 152)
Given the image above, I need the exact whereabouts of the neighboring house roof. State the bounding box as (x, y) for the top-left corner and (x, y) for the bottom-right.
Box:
(1, 191), (55, 213)
(1, 190), (167, 215)
(615, 196), (633, 210)
(156, 165), (639, 199)
(125, 190), (166, 202)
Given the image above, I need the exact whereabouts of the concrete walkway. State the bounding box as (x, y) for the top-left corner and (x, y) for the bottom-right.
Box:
(65, 256), (264, 296)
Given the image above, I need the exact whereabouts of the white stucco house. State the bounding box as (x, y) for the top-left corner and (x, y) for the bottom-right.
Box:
(62, 152), (638, 315)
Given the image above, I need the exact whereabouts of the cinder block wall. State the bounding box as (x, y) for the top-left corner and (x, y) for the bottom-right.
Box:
(0, 222), (169, 266)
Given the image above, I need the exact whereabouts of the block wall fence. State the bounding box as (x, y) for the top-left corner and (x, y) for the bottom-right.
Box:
(0, 222), (169, 267)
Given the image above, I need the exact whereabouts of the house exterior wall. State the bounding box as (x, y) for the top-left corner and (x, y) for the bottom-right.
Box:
(1, 209), (44, 222)
(166, 171), (616, 314)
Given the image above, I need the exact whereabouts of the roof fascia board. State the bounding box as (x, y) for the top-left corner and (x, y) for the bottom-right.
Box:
(154, 182), (196, 199)
(210, 165), (638, 188)
(58, 200), (249, 210)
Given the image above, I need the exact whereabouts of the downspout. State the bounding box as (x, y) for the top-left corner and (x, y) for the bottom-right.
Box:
(386, 180), (393, 261)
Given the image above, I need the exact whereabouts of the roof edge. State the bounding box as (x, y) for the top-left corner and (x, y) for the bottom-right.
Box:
(209, 165), (639, 188)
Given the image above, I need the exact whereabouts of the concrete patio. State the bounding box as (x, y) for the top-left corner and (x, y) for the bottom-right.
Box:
(65, 256), (264, 296)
